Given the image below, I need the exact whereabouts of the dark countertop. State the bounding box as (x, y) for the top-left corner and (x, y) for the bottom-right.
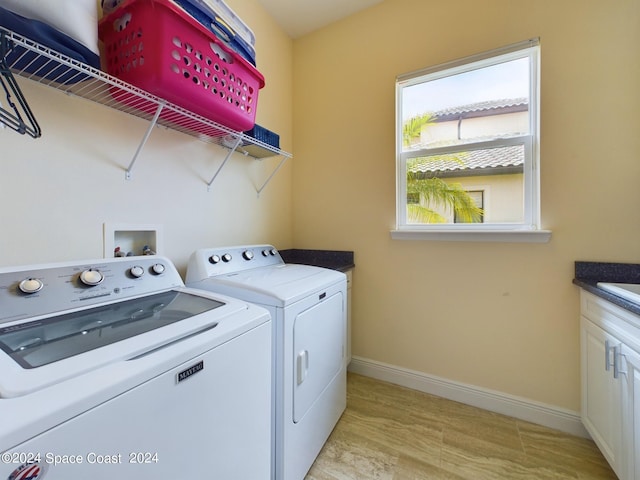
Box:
(573, 261), (640, 315)
(279, 249), (355, 272)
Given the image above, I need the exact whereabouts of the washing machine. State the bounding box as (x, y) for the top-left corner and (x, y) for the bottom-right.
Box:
(0, 255), (272, 480)
(186, 245), (347, 480)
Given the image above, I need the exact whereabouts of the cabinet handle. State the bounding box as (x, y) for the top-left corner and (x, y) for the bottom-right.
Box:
(613, 345), (627, 379)
(605, 340), (614, 372)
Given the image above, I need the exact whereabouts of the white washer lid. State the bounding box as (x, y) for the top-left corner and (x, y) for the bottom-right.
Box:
(188, 264), (346, 307)
(0, 288), (263, 398)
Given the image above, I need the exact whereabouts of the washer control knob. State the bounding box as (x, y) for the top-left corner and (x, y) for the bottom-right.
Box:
(80, 269), (104, 286)
(262, 249), (270, 257)
(221, 254), (232, 263)
(19, 278), (43, 294)
(243, 250), (254, 260)
(209, 255), (221, 264)
(151, 263), (166, 275)
(270, 248), (278, 256)
(130, 265), (145, 278)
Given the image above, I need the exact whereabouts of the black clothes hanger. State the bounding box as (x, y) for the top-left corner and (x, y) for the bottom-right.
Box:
(0, 30), (41, 138)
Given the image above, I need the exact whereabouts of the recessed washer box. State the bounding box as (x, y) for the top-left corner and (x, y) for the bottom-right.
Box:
(103, 223), (163, 258)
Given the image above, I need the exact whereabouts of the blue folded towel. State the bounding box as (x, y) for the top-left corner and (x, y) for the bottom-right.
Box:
(0, 6), (100, 84)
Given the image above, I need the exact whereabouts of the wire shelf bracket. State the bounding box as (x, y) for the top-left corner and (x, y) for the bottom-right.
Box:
(207, 135), (242, 191)
(256, 155), (289, 197)
(125, 101), (165, 180)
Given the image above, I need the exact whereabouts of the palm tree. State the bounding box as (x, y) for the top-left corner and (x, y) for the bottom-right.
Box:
(407, 170), (483, 223)
(403, 114), (483, 224)
(403, 113), (435, 148)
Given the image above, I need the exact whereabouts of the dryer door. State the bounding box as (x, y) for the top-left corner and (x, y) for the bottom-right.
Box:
(293, 291), (344, 423)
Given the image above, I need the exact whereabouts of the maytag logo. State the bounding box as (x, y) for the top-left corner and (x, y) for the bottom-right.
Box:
(8, 461), (47, 480)
(177, 361), (204, 383)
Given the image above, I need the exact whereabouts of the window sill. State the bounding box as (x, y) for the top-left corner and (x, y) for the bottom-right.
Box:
(390, 229), (552, 243)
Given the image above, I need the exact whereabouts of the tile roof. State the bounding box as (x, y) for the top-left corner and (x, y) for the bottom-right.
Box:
(434, 98), (528, 120)
(408, 144), (524, 175)
(405, 98), (528, 176)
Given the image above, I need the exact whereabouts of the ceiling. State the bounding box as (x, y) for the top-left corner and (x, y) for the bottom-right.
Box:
(256, 0), (384, 38)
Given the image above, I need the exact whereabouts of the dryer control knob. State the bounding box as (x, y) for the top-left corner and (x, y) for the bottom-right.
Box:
(262, 249), (270, 257)
(270, 248), (278, 256)
(80, 269), (104, 286)
(19, 278), (43, 294)
(243, 250), (254, 260)
(209, 255), (221, 264)
(130, 265), (145, 278)
(151, 263), (166, 275)
(221, 254), (232, 263)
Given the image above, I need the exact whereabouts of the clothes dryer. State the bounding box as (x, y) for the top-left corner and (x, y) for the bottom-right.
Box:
(186, 245), (347, 480)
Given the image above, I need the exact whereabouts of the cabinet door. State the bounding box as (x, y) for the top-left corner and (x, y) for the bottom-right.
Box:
(581, 316), (624, 476)
(346, 270), (352, 364)
(622, 344), (640, 480)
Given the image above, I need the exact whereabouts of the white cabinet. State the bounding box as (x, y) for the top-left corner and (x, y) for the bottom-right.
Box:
(581, 316), (624, 473)
(580, 290), (640, 480)
(623, 346), (640, 479)
(346, 269), (352, 365)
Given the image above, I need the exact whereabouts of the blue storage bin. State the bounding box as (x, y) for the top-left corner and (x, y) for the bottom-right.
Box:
(245, 124), (280, 149)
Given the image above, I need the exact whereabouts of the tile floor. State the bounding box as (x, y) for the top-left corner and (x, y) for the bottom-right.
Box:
(305, 373), (617, 480)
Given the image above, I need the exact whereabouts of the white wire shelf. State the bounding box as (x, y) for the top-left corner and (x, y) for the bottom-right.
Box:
(0, 27), (291, 192)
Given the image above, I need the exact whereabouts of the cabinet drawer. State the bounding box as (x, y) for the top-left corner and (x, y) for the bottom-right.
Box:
(581, 291), (640, 353)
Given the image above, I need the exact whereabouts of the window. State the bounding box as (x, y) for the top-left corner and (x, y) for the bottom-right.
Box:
(394, 39), (549, 242)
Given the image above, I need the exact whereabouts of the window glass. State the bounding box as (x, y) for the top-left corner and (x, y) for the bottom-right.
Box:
(396, 40), (539, 231)
(402, 58), (530, 150)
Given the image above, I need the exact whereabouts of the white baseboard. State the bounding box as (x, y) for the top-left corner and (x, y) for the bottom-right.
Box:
(348, 356), (589, 439)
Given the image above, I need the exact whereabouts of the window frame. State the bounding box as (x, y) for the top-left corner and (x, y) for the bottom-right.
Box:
(393, 39), (550, 243)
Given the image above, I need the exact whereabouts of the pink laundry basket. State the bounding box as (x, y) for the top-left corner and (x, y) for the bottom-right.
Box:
(98, 0), (264, 132)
